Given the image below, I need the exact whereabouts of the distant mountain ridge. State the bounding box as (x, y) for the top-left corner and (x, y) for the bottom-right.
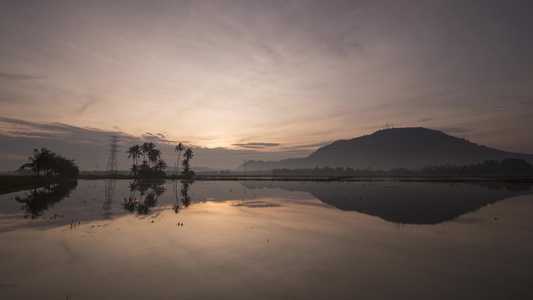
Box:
(243, 127), (533, 171)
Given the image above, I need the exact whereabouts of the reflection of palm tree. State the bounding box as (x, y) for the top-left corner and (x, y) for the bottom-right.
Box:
(180, 181), (192, 207)
(173, 180), (193, 212)
(174, 143), (184, 176)
(15, 180), (78, 219)
(122, 179), (166, 215)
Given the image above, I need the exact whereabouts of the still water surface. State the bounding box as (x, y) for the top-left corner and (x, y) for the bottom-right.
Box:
(1, 179), (532, 299)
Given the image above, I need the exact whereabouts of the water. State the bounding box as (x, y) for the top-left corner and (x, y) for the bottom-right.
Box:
(1, 179), (532, 299)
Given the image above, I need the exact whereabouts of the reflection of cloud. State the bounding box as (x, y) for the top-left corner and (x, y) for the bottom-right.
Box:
(232, 200), (281, 208)
(232, 142), (280, 149)
(0, 72), (45, 81)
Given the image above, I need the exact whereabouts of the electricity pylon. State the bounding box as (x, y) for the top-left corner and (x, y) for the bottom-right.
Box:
(106, 136), (119, 175)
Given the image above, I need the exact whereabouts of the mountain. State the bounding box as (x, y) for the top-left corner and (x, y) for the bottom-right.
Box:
(243, 127), (533, 171)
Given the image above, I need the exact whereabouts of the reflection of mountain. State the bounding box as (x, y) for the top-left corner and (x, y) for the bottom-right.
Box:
(243, 181), (532, 225)
(15, 180), (78, 219)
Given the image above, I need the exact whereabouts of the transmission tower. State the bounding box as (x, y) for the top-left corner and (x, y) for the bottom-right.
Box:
(106, 136), (119, 175)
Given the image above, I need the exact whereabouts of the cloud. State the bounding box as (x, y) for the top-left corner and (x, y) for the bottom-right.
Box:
(141, 132), (172, 143)
(0, 117), (130, 143)
(0, 72), (45, 81)
(278, 141), (333, 152)
(440, 127), (471, 134)
(232, 142), (280, 149)
(418, 117), (436, 123)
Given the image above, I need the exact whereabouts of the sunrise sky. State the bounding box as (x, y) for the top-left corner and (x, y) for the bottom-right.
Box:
(1, 0), (532, 171)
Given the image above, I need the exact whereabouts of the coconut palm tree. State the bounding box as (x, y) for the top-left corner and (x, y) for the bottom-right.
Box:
(148, 148), (162, 167)
(126, 145), (142, 166)
(181, 148), (195, 178)
(174, 143), (184, 176)
(141, 142), (155, 165)
(155, 159), (167, 172)
(184, 148), (194, 161)
(19, 148), (78, 177)
(19, 148), (52, 177)
(126, 145), (142, 175)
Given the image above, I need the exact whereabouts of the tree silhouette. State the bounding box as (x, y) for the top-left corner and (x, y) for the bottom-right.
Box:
(174, 143), (184, 176)
(19, 148), (51, 176)
(18, 148), (79, 177)
(126, 144), (142, 176)
(127, 142), (167, 178)
(181, 148), (195, 178)
(141, 142), (155, 165)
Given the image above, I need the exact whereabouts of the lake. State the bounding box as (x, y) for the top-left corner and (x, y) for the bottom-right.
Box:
(1, 179), (532, 299)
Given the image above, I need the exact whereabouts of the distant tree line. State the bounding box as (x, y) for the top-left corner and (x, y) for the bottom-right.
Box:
(18, 148), (79, 177)
(418, 158), (533, 176)
(272, 166), (375, 177)
(272, 159), (533, 177)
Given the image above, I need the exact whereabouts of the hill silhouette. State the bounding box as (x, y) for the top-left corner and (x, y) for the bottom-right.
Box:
(243, 127), (533, 171)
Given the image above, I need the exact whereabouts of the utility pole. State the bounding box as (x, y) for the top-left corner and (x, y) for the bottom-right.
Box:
(106, 136), (119, 175)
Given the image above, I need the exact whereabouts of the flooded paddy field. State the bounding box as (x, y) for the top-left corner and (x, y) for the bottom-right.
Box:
(1, 179), (532, 299)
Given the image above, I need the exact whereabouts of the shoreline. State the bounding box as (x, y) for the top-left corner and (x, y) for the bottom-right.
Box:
(1, 174), (532, 195)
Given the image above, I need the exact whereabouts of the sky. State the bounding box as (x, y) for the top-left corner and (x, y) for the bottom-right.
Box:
(1, 0), (533, 172)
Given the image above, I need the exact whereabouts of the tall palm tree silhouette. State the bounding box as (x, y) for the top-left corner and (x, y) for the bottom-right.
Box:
(181, 148), (195, 177)
(126, 145), (142, 175)
(174, 143), (184, 176)
(19, 148), (51, 177)
(141, 142), (155, 165)
(184, 148), (194, 161)
(148, 148), (162, 168)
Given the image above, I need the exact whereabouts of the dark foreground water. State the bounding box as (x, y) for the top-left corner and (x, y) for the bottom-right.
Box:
(1, 179), (532, 299)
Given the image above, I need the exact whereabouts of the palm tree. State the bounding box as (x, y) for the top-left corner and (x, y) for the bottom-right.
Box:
(126, 145), (142, 176)
(19, 148), (51, 176)
(155, 159), (167, 172)
(181, 148), (194, 177)
(141, 142), (155, 165)
(184, 148), (194, 161)
(148, 148), (162, 167)
(174, 143), (184, 176)
(18, 148), (78, 177)
(126, 145), (142, 166)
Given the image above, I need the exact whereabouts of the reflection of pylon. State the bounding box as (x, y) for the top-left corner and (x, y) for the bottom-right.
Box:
(103, 179), (116, 218)
(106, 136), (119, 175)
